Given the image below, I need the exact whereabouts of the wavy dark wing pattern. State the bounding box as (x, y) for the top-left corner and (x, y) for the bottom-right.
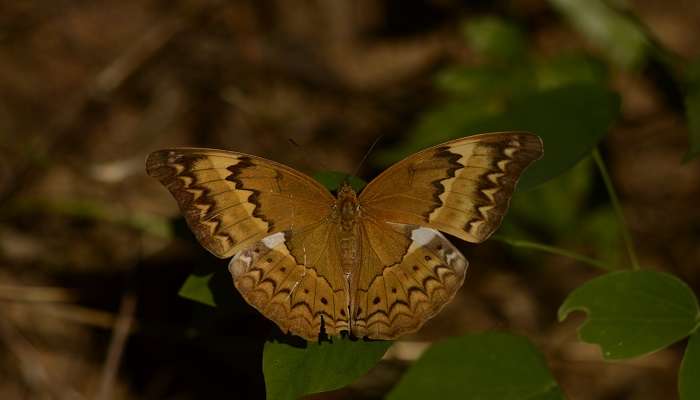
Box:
(350, 221), (468, 339)
(229, 221), (350, 341)
(359, 132), (543, 243)
(149, 132), (543, 342)
(146, 148), (335, 258)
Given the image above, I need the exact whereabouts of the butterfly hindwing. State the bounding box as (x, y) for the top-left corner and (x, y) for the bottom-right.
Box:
(351, 223), (468, 339)
(229, 224), (350, 341)
(146, 148), (335, 258)
(359, 132), (543, 243)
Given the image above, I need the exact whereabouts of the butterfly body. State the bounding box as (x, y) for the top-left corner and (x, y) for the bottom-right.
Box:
(147, 132), (543, 341)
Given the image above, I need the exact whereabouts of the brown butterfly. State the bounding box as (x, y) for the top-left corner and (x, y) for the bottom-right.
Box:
(146, 132), (543, 341)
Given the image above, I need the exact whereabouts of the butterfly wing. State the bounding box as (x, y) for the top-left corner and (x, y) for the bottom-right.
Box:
(350, 220), (468, 339)
(358, 132), (543, 243)
(146, 148), (335, 257)
(350, 132), (542, 339)
(229, 221), (350, 341)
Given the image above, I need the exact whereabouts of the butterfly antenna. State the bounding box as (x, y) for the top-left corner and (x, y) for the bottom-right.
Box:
(288, 138), (330, 171)
(350, 135), (383, 181)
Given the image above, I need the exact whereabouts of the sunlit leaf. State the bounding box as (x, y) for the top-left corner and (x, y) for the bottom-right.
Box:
(680, 330), (700, 400)
(263, 337), (391, 400)
(548, 0), (649, 68)
(559, 270), (700, 359)
(387, 332), (564, 400)
(179, 273), (216, 307)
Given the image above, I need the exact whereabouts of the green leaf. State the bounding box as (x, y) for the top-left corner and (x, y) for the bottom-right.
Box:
(548, 0), (649, 68)
(462, 17), (527, 62)
(178, 273), (216, 307)
(559, 270), (700, 359)
(263, 337), (391, 400)
(312, 171), (367, 192)
(680, 329), (700, 400)
(387, 332), (564, 400)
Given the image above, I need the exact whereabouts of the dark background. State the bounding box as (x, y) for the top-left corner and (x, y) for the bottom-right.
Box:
(1, 1), (700, 399)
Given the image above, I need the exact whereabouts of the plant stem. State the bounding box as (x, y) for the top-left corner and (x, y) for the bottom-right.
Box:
(592, 147), (641, 270)
(492, 235), (610, 271)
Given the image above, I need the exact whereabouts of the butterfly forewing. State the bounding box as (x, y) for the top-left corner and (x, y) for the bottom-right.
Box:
(359, 132), (543, 243)
(146, 148), (335, 257)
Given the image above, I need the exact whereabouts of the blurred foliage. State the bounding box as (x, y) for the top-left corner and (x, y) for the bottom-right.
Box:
(559, 270), (700, 359)
(684, 59), (700, 161)
(263, 337), (391, 400)
(3, 198), (172, 239)
(387, 333), (564, 400)
(680, 331), (700, 400)
(548, 0), (649, 68)
(502, 158), (624, 270)
(460, 17), (526, 63)
(574, 206), (623, 268)
(375, 16), (619, 191)
(507, 158), (594, 233)
(549, 0), (700, 162)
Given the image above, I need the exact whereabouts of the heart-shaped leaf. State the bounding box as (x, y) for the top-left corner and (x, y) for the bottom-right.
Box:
(559, 270), (700, 359)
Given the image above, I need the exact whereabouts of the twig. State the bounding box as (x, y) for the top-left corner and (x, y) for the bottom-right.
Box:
(592, 148), (640, 270)
(0, 308), (56, 399)
(96, 293), (137, 400)
(5, 302), (127, 330)
(492, 235), (611, 271)
(0, 284), (78, 303)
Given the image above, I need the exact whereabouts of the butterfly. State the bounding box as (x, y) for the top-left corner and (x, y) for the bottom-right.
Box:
(146, 132), (543, 341)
